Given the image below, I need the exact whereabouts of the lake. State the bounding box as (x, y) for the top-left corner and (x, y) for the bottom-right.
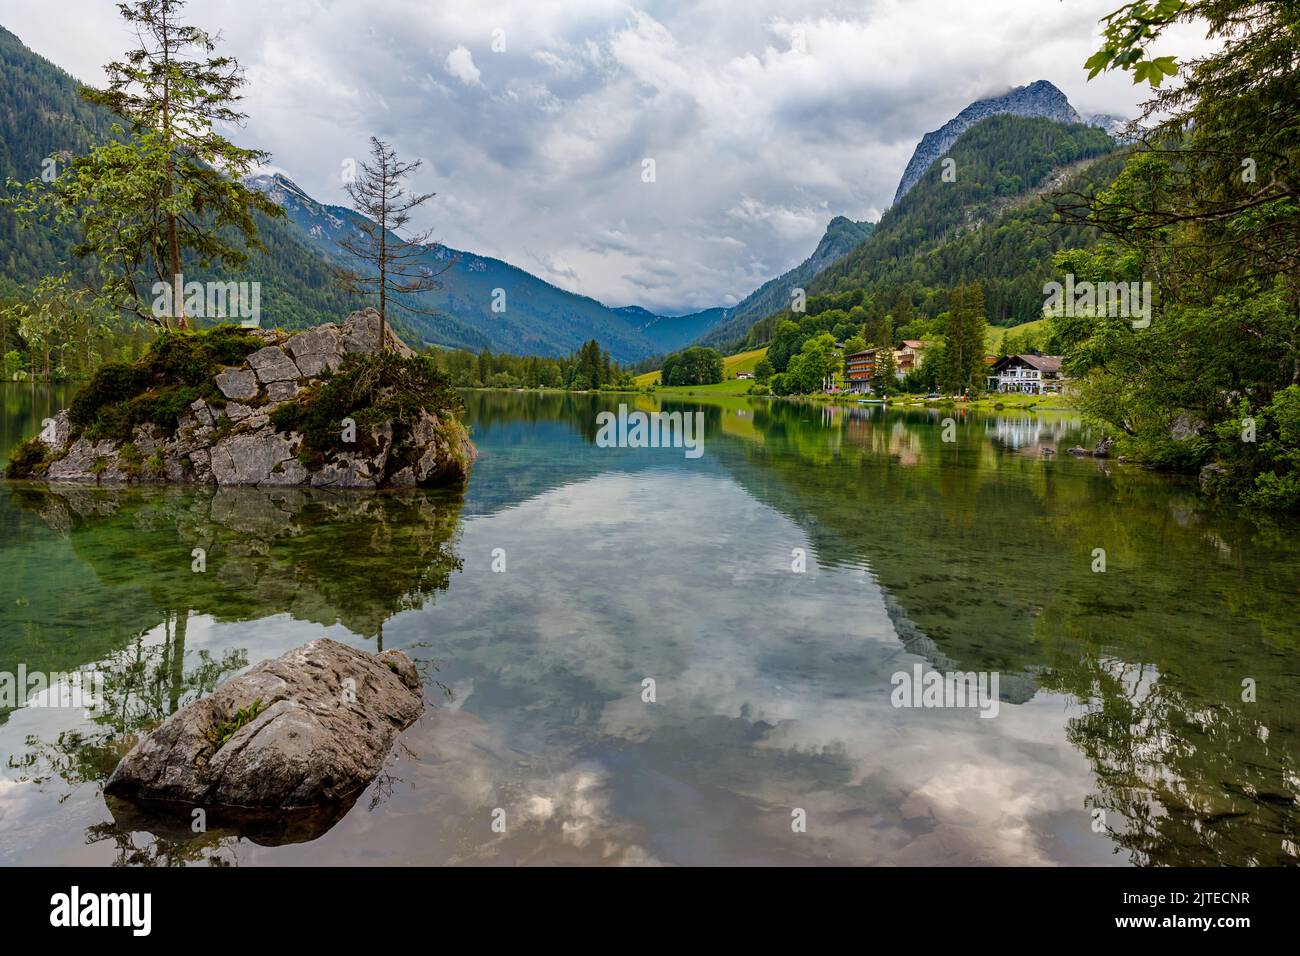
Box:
(1, 383), (1297, 865)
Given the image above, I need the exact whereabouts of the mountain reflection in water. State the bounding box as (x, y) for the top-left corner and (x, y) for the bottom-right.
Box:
(0, 386), (1296, 866)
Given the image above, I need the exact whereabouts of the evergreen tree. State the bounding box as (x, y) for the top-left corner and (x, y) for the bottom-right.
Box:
(10, 0), (281, 329)
(939, 286), (965, 394)
(891, 293), (912, 335)
(960, 281), (988, 392)
(872, 319), (897, 394)
(939, 282), (988, 394)
(337, 136), (447, 350)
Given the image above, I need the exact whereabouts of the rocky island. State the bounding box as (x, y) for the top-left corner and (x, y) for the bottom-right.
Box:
(6, 310), (476, 488)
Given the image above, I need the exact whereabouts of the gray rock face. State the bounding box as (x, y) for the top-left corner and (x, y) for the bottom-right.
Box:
(893, 80), (1117, 205)
(105, 639), (424, 810)
(215, 368), (259, 402)
(340, 309), (416, 357)
(247, 345), (301, 383)
(46, 429), (118, 480)
(266, 380), (301, 403)
(26, 309), (476, 489)
(285, 326), (345, 377)
(1168, 411), (1204, 442)
(210, 430), (305, 485)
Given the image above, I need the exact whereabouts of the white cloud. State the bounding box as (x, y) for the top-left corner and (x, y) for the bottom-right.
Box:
(444, 44), (482, 86)
(1, 0), (1221, 314)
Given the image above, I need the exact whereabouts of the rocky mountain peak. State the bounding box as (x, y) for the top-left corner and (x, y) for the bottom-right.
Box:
(892, 80), (1115, 205)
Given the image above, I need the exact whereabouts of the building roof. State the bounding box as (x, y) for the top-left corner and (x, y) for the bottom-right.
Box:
(900, 339), (925, 349)
(993, 354), (1064, 373)
(846, 348), (882, 359)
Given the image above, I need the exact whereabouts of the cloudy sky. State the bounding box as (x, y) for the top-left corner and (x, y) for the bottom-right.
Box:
(5, 0), (1211, 314)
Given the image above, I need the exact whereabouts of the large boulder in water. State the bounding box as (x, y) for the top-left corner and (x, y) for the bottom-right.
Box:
(105, 639), (424, 810)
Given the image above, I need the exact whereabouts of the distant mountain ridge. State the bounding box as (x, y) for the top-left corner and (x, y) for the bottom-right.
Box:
(247, 173), (674, 361)
(0, 24), (738, 362)
(615, 305), (732, 354)
(695, 215), (874, 350)
(248, 173), (743, 361)
(892, 80), (1121, 204)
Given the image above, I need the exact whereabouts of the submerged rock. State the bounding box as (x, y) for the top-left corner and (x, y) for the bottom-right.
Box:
(1093, 436), (1116, 458)
(10, 309), (475, 488)
(1199, 461), (1227, 492)
(105, 639), (424, 810)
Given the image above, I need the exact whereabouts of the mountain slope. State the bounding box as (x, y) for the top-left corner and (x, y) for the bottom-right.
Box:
(892, 80), (1116, 205)
(732, 114), (1122, 348)
(0, 25), (117, 298)
(616, 305), (731, 355)
(696, 216), (874, 351)
(247, 173), (681, 361)
(0, 26), (736, 361)
(812, 114), (1119, 325)
(0, 25), (360, 325)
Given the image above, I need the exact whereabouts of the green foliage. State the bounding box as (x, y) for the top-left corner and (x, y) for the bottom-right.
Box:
(902, 347), (942, 393)
(68, 325), (260, 441)
(782, 334), (836, 394)
(4, 436), (54, 479)
(2, 350), (23, 380)
(1053, 0), (1300, 510)
(270, 350), (462, 461)
(939, 282), (988, 394)
(424, 338), (630, 390)
(1085, 1), (1187, 87)
(206, 699), (265, 751)
(4, 2), (283, 330)
(661, 346), (724, 386)
(0, 276), (111, 381)
(871, 321), (898, 395)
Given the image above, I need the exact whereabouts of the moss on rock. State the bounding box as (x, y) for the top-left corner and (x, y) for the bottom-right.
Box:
(4, 436), (53, 479)
(270, 350), (462, 460)
(70, 325), (263, 442)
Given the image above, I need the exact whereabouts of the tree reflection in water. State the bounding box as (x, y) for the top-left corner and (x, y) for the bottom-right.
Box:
(5, 483), (467, 857)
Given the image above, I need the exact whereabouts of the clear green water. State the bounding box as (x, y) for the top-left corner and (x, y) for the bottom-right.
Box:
(0, 384), (1296, 865)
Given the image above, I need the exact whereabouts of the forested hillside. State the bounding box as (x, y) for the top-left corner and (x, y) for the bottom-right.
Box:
(0, 26), (115, 298)
(697, 216), (874, 351)
(810, 115), (1119, 325)
(0, 25), (360, 340)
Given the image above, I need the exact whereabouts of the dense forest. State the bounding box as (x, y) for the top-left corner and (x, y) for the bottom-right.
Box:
(426, 338), (635, 391)
(1045, 0), (1299, 511)
(812, 115), (1117, 325)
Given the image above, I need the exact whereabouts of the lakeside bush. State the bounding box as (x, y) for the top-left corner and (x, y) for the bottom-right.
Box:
(69, 326), (262, 442)
(270, 350), (462, 460)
